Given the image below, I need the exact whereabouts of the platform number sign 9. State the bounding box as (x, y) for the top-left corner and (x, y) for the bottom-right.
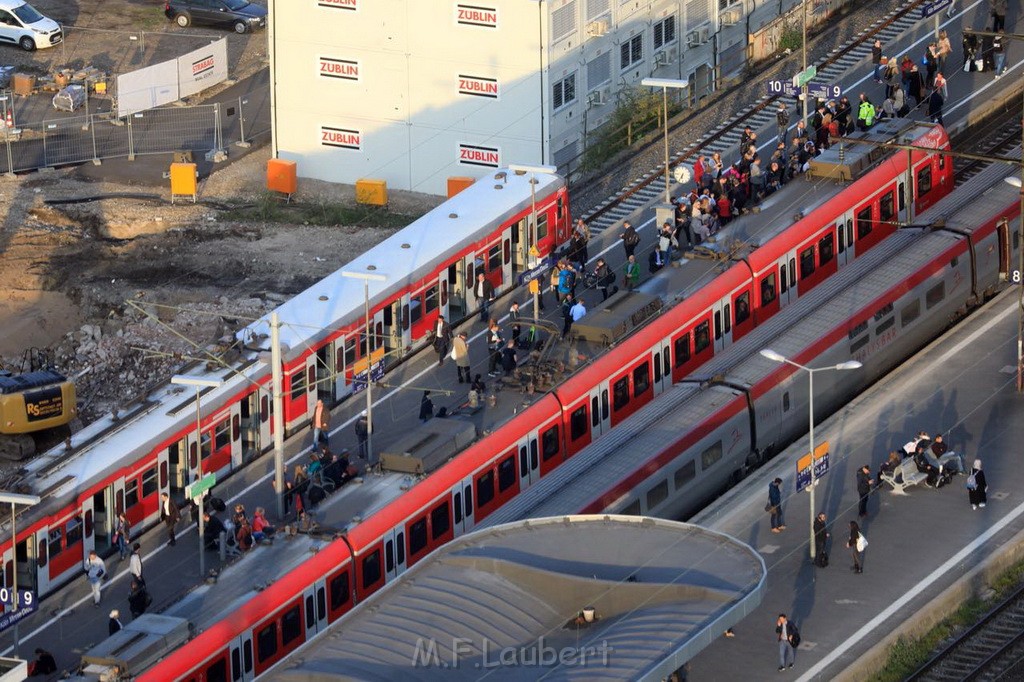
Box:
(0, 588), (33, 608)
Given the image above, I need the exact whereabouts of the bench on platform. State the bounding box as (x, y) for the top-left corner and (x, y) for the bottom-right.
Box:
(881, 461), (929, 495)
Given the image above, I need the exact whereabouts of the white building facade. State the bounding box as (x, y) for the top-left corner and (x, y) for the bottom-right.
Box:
(270, 0), (748, 195)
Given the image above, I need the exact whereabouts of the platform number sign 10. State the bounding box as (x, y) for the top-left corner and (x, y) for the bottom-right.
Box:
(0, 588), (33, 608)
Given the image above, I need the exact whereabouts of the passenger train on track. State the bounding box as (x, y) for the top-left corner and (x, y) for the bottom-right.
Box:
(131, 129), (993, 682)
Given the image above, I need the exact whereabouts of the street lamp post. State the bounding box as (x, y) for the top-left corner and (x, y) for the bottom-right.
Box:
(0, 492), (40, 656)
(508, 163), (557, 314)
(171, 375), (222, 577)
(760, 349), (862, 562)
(1005, 170), (1024, 393)
(640, 78), (689, 206)
(341, 270), (388, 469)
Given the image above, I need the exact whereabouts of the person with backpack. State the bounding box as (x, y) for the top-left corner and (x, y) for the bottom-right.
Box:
(967, 459), (987, 510)
(775, 613), (799, 671)
(128, 578), (152, 618)
(847, 520), (867, 573)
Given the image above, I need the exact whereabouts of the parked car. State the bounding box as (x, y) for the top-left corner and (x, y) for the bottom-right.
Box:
(0, 0), (61, 51)
(164, 0), (267, 34)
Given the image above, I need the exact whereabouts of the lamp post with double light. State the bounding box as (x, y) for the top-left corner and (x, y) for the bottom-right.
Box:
(341, 270), (388, 469)
(508, 163), (557, 313)
(0, 492), (40, 655)
(760, 349), (862, 562)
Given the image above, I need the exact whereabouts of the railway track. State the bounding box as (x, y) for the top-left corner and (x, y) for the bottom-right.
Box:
(906, 582), (1024, 681)
(579, 0), (929, 234)
(951, 104), (1023, 185)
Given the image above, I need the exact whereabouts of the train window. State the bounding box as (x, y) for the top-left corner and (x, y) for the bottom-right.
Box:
(874, 302), (894, 321)
(141, 467), (158, 498)
(542, 426), (559, 461)
(779, 264), (788, 294)
(424, 286), (439, 314)
(557, 196), (564, 221)
(232, 414), (240, 441)
(723, 304), (731, 333)
(37, 537), (46, 569)
(531, 439), (539, 469)
(570, 406), (588, 441)
(409, 297), (423, 324)
(633, 364), (650, 397)
(856, 206), (872, 239)
(385, 540), (394, 573)
(200, 431), (212, 462)
(125, 479), (140, 509)
(713, 311), (721, 340)
(214, 420), (231, 450)
(654, 353), (662, 383)
(926, 282), (945, 309)
(848, 320), (868, 340)
(464, 485), (473, 515)
(761, 274), (777, 305)
(231, 648), (241, 682)
(622, 500), (641, 516)
(538, 212), (549, 240)
(397, 533), (405, 565)
(66, 517), (83, 548)
(243, 641), (253, 673)
(591, 397), (599, 427)
(783, 391), (790, 412)
(735, 292), (750, 325)
(281, 605), (302, 646)
(477, 471), (495, 508)
(362, 550), (382, 589)
(256, 623), (278, 663)
(317, 587), (327, 621)
(488, 244), (502, 273)
(503, 238), (511, 264)
(431, 502), (450, 540)
(498, 456), (516, 492)
(673, 460), (696, 490)
(819, 234), (834, 266)
(694, 322), (710, 354)
(47, 528), (62, 558)
(674, 333), (691, 367)
(837, 223), (845, 254)
(700, 441), (723, 470)
(440, 280), (448, 307)
(799, 246), (815, 279)
(880, 191), (895, 224)
(646, 480), (669, 510)
(898, 182), (906, 211)
(448, 263), (458, 284)
(190, 440), (198, 470)
(613, 377), (630, 410)
(917, 166), (932, 196)
(454, 492), (463, 524)
(260, 395), (269, 424)
(305, 595), (315, 630)
(344, 338), (356, 366)
(205, 657), (227, 682)
(289, 369), (305, 401)
(850, 336), (869, 353)
(901, 300), (921, 327)
(329, 572), (350, 609)
(519, 446), (529, 477)
(383, 305), (392, 326)
(409, 519), (427, 556)
(876, 317), (895, 335)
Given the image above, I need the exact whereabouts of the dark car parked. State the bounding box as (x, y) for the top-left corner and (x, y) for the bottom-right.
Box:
(164, 0), (267, 34)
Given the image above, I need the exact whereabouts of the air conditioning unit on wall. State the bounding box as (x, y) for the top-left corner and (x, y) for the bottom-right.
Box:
(686, 30), (701, 47)
(700, 27), (711, 43)
(655, 48), (677, 66)
(720, 9), (741, 26)
(586, 19), (609, 37)
(587, 88), (609, 106)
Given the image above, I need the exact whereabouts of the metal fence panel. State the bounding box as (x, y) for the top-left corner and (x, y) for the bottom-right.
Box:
(128, 104), (218, 157)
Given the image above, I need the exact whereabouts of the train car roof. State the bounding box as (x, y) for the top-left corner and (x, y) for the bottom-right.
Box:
(265, 515), (766, 682)
(239, 170), (565, 356)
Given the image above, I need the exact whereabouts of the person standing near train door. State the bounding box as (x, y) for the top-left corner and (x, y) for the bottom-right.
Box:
(160, 492), (180, 547)
(432, 314), (452, 366)
(475, 272), (495, 323)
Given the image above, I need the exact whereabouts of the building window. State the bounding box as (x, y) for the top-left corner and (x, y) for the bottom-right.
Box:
(620, 34), (643, 70)
(653, 16), (676, 49)
(552, 1), (578, 42)
(587, 51), (611, 88)
(586, 0), (609, 20)
(553, 73), (577, 110)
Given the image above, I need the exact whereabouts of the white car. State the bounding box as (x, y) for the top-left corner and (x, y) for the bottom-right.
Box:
(0, 0), (61, 51)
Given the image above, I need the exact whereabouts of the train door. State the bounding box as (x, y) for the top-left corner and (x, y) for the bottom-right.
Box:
(452, 476), (475, 536)
(305, 354), (318, 421)
(517, 433), (539, 491)
(240, 389), (265, 459)
(383, 526), (407, 582)
(897, 177), (909, 225)
(333, 336), (350, 398)
(371, 309), (386, 368)
(183, 431), (200, 490)
(34, 527), (49, 596)
(93, 478), (120, 553)
(835, 212), (854, 266)
(501, 227), (514, 286)
(464, 255), (477, 312)
(712, 297), (732, 352)
(230, 633), (255, 682)
(315, 345), (332, 402)
(651, 338), (672, 396)
(589, 381), (611, 439)
(230, 402), (243, 469)
(383, 299), (402, 354)
(777, 251), (795, 307)
(81, 497), (96, 559)
(447, 263), (467, 320)
(303, 581), (328, 635)
(512, 217), (528, 271)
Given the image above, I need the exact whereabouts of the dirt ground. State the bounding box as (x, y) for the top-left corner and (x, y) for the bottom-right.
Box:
(0, 145), (443, 423)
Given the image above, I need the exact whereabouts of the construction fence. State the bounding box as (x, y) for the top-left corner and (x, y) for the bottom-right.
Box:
(0, 83), (270, 175)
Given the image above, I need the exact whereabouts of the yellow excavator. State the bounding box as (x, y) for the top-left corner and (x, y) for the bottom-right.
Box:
(0, 369), (76, 460)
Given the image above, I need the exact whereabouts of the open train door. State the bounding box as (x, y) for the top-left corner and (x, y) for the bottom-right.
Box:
(589, 380), (610, 439)
(304, 353), (318, 422)
(651, 337), (672, 396)
(229, 633), (255, 682)
(34, 527), (49, 596)
(464, 255), (477, 313)
(501, 226), (514, 285)
(452, 476), (475, 537)
(333, 336), (350, 398)
(777, 251), (796, 308)
(230, 401), (243, 469)
(81, 496), (96, 559)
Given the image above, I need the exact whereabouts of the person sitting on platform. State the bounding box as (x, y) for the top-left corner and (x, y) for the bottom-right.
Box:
(252, 507), (275, 543)
(203, 512), (226, 551)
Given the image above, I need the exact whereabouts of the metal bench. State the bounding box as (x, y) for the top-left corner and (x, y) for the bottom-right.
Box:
(881, 461), (929, 495)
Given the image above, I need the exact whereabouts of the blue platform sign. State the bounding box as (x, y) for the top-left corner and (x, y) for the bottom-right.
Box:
(920, 0), (952, 19)
(796, 441), (830, 492)
(352, 360), (385, 394)
(808, 84), (842, 100)
(767, 79), (798, 97)
(0, 589), (37, 633)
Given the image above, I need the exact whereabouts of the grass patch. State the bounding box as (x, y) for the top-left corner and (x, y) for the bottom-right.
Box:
(116, 5), (168, 31)
(222, 193), (422, 229)
(778, 22), (803, 54)
(874, 559), (1024, 680)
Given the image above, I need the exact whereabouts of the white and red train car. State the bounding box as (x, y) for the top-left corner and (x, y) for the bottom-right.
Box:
(135, 124), (970, 682)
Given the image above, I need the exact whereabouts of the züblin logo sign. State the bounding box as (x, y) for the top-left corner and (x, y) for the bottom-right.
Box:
(458, 74), (498, 98)
(321, 126), (361, 150)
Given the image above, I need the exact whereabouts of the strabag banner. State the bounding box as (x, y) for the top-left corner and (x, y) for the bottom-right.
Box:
(178, 38), (229, 99)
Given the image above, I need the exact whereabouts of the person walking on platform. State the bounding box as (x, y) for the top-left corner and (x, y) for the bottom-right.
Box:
(160, 492), (181, 547)
(993, 32), (1006, 77)
(928, 87), (945, 126)
(968, 459), (988, 510)
(109, 609), (122, 636)
(354, 411), (369, 459)
(432, 315), (452, 366)
(487, 321), (503, 376)
(620, 222), (640, 259)
(129, 542), (144, 585)
(814, 512), (830, 566)
(775, 614), (797, 671)
(418, 391), (434, 423)
(847, 521), (866, 573)
(776, 101), (791, 143)
(768, 478), (785, 533)
(474, 272), (495, 323)
(990, 0), (1007, 32)
(85, 550), (105, 607)
(128, 578), (152, 618)
(452, 332), (470, 383)
(856, 464), (874, 518)
(871, 39), (883, 82)
(113, 512), (130, 561)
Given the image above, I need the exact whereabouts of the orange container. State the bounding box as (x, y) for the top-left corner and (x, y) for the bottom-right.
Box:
(447, 176), (475, 198)
(267, 158), (297, 195)
(355, 179), (388, 206)
(169, 162), (197, 203)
